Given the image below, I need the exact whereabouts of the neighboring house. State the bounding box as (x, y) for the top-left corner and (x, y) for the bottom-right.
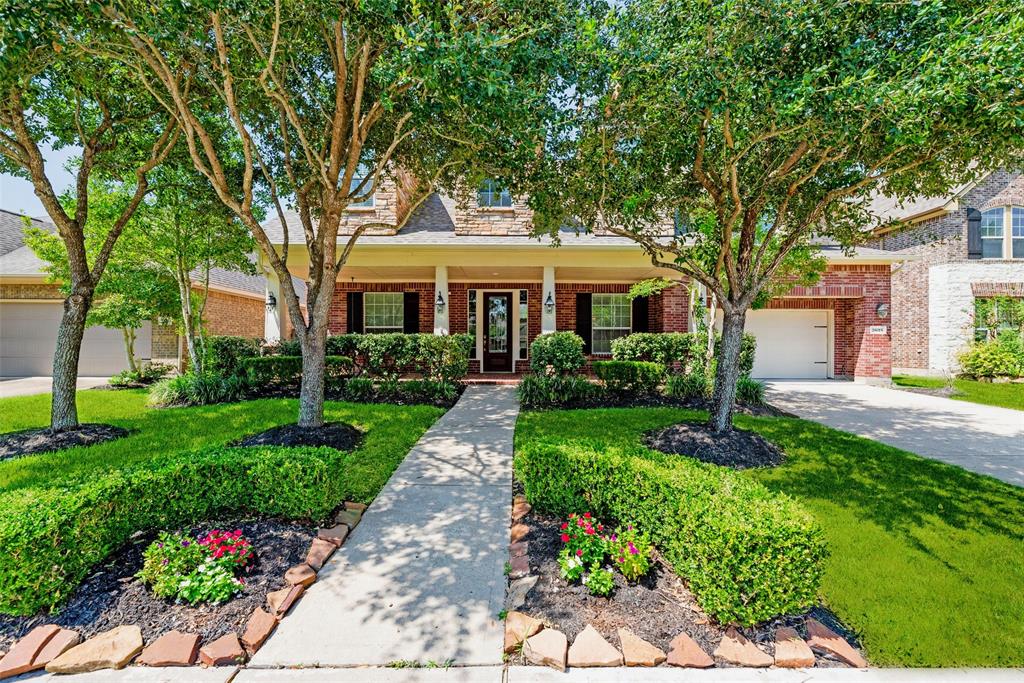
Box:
(261, 177), (900, 381)
(0, 210), (269, 377)
(866, 170), (1024, 375)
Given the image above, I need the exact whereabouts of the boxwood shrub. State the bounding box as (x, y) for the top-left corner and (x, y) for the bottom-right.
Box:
(592, 360), (664, 394)
(204, 335), (262, 376)
(514, 440), (827, 625)
(0, 445), (347, 616)
(529, 332), (586, 375)
(240, 355), (353, 387)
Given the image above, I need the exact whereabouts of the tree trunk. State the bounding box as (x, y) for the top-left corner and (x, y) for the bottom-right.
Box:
(50, 292), (91, 431)
(708, 307), (747, 434)
(122, 328), (138, 372)
(297, 318), (328, 428)
(176, 271), (202, 373)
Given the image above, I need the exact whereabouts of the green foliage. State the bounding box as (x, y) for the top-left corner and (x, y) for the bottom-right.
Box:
(148, 372), (249, 407)
(318, 334), (472, 383)
(138, 531), (207, 599)
(205, 336), (262, 377)
(626, 277), (674, 301)
(592, 360), (664, 395)
(583, 564), (615, 597)
(357, 334), (420, 381)
(415, 334), (473, 383)
(958, 333), (1024, 379)
(974, 297), (1024, 341)
(611, 332), (706, 371)
(529, 332), (586, 375)
(714, 333), (757, 379)
(515, 440), (826, 625)
(735, 377), (766, 405)
(518, 374), (599, 409)
(238, 356), (353, 388)
(341, 377), (375, 403)
(336, 378), (460, 406)
(892, 375), (1024, 411)
(109, 363), (172, 387)
(138, 529), (253, 604)
(0, 444), (347, 615)
(665, 372), (712, 401)
(609, 526), (653, 582)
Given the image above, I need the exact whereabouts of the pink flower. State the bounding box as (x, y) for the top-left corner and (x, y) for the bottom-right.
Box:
(585, 527), (595, 535)
(576, 549), (583, 557)
(628, 542), (638, 555)
(560, 522), (569, 531)
(560, 533), (570, 543)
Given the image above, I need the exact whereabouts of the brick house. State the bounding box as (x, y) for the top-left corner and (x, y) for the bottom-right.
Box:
(0, 210), (271, 376)
(866, 170), (1024, 374)
(262, 178), (900, 382)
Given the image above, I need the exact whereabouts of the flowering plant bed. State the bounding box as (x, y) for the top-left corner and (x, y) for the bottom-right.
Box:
(138, 529), (255, 605)
(0, 518), (313, 652)
(508, 507), (862, 668)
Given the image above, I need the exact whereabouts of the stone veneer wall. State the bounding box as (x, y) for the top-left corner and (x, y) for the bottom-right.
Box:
(337, 172), (420, 236)
(867, 169), (1021, 370)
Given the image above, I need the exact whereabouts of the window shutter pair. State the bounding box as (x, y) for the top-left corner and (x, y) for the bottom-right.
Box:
(967, 208), (983, 260)
(574, 292), (649, 354)
(346, 291), (420, 333)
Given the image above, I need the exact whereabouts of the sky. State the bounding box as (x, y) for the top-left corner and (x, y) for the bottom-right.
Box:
(0, 144), (79, 218)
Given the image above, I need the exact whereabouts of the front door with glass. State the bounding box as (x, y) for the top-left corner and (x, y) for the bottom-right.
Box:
(483, 293), (513, 372)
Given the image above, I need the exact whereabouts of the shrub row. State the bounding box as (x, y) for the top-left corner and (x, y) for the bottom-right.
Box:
(612, 331), (757, 378)
(337, 377), (460, 405)
(205, 336), (262, 376)
(240, 355), (353, 387)
(592, 360), (664, 394)
(148, 372), (249, 407)
(0, 446), (346, 615)
(514, 440), (827, 625)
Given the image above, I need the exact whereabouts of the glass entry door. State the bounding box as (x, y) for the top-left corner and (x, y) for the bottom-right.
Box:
(483, 293), (513, 372)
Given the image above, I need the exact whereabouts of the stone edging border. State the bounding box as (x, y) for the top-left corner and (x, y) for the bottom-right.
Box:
(0, 502), (367, 679)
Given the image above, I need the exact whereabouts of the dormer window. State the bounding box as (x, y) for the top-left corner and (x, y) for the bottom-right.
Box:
(477, 179), (512, 208)
(348, 165), (375, 209)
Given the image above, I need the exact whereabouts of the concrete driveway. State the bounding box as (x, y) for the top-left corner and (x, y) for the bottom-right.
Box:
(767, 380), (1024, 487)
(0, 376), (108, 398)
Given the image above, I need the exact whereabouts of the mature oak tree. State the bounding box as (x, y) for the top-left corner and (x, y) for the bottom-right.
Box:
(0, 8), (178, 430)
(96, 0), (565, 427)
(536, 0), (1024, 432)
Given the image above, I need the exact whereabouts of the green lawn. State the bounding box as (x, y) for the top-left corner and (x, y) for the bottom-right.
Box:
(515, 408), (1024, 667)
(0, 389), (443, 500)
(892, 374), (1024, 411)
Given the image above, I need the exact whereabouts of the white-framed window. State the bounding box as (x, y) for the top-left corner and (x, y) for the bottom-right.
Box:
(477, 179), (512, 208)
(364, 292), (403, 333)
(1013, 207), (1024, 259)
(980, 208), (1005, 259)
(349, 164), (376, 208)
(591, 293), (631, 355)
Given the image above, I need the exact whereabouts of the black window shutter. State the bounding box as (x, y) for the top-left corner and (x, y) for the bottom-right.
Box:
(403, 292), (420, 333)
(631, 296), (649, 333)
(967, 208), (982, 260)
(347, 292), (363, 333)
(575, 292), (592, 354)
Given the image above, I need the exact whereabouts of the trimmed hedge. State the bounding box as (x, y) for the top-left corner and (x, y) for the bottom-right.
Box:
(612, 332), (757, 377)
(514, 440), (827, 625)
(205, 336), (261, 375)
(529, 332), (586, 375)
(321, 333), (473, 381)
(518, 374), (600, 409)
(593, 360), (664, 394)
(240, 355), (353, 387)
(0, 445), (347, 615)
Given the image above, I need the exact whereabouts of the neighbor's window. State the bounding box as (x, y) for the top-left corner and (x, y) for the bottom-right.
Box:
(592, 293), (631, 355)
(519, 290), (528, 359)
(1013, 207), (1024, 259)
(974, 297), (1024, 341)
(477, 179), (512, 208)
(468, 290), (477, 359)
(364, 292), (403, 333)
(348, 164), (376, 208)
(980, 208), (1005, 258)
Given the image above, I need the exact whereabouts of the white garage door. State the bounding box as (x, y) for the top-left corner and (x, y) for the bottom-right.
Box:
(744, 309), (830, 379)
(0, 302), (152, 377)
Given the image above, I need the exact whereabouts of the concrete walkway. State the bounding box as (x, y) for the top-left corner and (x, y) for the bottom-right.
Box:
(249, 385), (518, 669)
(0, 376), (107, 398)
(767, 381), (1024, 486)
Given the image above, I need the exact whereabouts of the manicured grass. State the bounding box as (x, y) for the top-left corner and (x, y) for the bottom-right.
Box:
(0, 389), (443, 500)
(516, 408), (1024, 667)
(892, 374), (1024, 411)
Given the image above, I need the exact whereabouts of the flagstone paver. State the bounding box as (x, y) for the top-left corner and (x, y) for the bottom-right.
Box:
(250, 386), (517, 668)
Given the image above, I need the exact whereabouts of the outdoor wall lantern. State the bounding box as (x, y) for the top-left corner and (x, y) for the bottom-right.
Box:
(435, 291), (446, 312)
(265, 293), (277, 311)
(875, 302), (890, 319)
(544, 291), (555, 313)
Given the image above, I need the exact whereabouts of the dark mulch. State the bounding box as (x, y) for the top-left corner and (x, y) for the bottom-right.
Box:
(510, 510), (859, 668)
(645, 422), (786, 469)
(0, 517), (315, 652)
(0, 423), (129, 460)
(235, 421), (363, 450)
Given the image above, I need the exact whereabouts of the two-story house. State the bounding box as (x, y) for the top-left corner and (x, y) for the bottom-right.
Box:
(867, 170), (1024, 375)
(261, 177), (900, 382)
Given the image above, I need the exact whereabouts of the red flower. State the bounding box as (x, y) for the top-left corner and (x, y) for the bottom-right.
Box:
(585, 527), (595, 535)
(583, 512), (591, 519)
(576, 549), (583, 557)
(560, 522), (568, 530)
(560, 533), (570, 543)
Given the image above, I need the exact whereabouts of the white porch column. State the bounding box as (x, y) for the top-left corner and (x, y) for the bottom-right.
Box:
(264, 269), (283, 342)
(434, 265), (450, 335)
(541, 265), (557, 334)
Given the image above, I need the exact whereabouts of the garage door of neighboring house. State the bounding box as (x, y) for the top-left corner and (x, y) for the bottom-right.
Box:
(0, 302), (152, 377)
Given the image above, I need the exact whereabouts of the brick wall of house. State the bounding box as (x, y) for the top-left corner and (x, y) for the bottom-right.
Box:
(866, 169), (1020, 369)
(204, 290), (266, 338)
(151, 324), (179, 363)
(329, 282), (434, 334)
(0, 282), (63, 299)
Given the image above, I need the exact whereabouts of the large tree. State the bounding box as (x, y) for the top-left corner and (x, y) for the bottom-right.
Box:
(537, 0), (1024, 432)
(0, 10), (177, 430)
(96, 0), (565, 427)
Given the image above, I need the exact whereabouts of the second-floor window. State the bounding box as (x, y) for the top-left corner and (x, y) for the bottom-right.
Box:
(980, 208), (1004, 258)
(477, 179), (512, 208)
(1013, 207), (1024, 258)
(349, 166), (375, 208)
